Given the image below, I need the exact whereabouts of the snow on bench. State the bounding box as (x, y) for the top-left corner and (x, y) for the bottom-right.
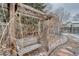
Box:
(18, 44), (41, 56)
(16, 36), (38, 48)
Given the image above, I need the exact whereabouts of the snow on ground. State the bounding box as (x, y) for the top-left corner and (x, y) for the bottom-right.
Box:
(62, 33), (79, 42)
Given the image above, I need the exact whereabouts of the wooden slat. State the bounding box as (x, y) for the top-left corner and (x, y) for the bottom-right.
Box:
(17, 3), (57, 21)
(16, 37), (38, 48)
(0, 3), (7, 9)
(56, 48), (74, 56)
(59, 49), (74, 55)
(18, 3), (45, 15)
(18, 44), (41, 56)
(16, 12), (41, 20)
(17, 7), (46, 20)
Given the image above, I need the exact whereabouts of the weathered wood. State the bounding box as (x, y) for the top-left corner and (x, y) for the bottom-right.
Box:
(39, 20), (48, 51)
(16, 36), (38, 48)
(8, 3), (17, 55)
(0, 22), (6, 26)
(47, 36), (68, 55)
(0, 3), (62, 56)
(17, 4), (56, 21)
(18, 44), (41, 56)
(38, 21), (41, 37)
(0, 3), (7, 9)
(16, 12), (41, 20)
(56, 49), (74, 56)
(17, 7), (46, 20)
(18, 4), (45, 15)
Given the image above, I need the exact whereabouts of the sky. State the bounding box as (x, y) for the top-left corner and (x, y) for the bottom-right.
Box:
(47, 3), (79, 16)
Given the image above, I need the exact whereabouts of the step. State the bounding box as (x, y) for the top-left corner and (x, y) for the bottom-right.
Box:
(60, 49), (74, 55)
(56, 49), (74, 56)
(18, 44), (41, 56)
(66, 46), (73, 50)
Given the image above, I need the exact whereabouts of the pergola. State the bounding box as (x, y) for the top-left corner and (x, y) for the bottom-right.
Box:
(0, 3), (59, 56)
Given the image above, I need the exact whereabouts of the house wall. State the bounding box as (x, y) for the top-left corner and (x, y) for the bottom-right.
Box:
(62, 23), (79, 34)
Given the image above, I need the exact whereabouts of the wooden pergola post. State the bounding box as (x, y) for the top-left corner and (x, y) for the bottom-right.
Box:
(39, 20), (49, 51)
(38, 20), (41, 37)
(8, 3), (17, 55)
